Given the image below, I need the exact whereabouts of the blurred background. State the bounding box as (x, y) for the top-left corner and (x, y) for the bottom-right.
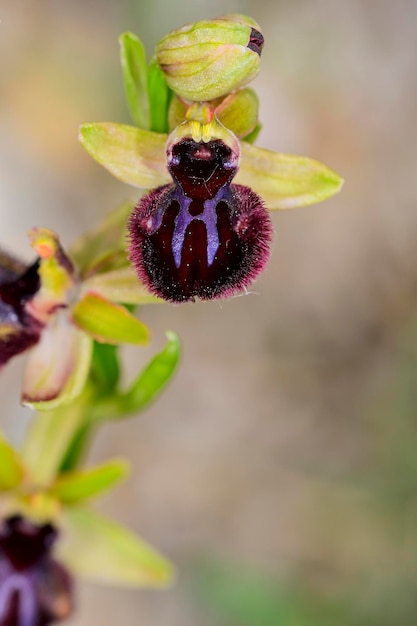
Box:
(1, 0), (417, 624)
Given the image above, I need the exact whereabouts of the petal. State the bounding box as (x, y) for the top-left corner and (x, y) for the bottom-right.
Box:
(51, 459), (129, 504)
(71, 292), (150, 345)
(79, 122), (170, 189)
(59, 507), (175, 588)
(27, 228), (76, 323)
(22, 312), (92, 410)
(119, 32), (149, 129)
(237, 142), (344, 209)
(81, 268), (161, 304)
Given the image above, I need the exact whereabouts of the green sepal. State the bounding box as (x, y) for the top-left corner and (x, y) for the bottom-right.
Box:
(70, 202), (133, 278)
(51, 459), (129, 504)
(119, 32), (149, 129)
(237, 143), (344, 209)
(79, 122), (169, 189)
(89, 331), (180, 421)
(0, 435), (24, 491)
(71, 292), (150, 345)
(147, 57), (172, 134)
(59, 507), (175, 587)
(79, 122), (343, 209)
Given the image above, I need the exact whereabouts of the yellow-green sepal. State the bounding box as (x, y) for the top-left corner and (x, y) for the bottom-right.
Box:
(71, 292), (150, 345)
(59, 507), (176, 588)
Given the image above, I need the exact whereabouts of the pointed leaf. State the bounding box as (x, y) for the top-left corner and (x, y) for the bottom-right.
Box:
(237, 143), (344, 209)
(0, 436), (24, 491)
(71, 292), (150, 345)
(147, 57), (172, 133)
(89, 331), (180, 421)
(91, 342), (120, 392)
(79, 122), (169, 189)
(59, 507), (175, 588)
(51, 459), (129, 504)
(69, 202), (133, 278)
(22, 312), (93, 410)
(119, 32), (149, 129)
(81, 268), (161, 305)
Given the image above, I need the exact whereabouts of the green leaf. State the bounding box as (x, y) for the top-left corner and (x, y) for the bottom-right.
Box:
(91, 342), (120, 392)
(89, 331), (180, 421)
(81, 268), (161, 305)
(147, 57), (172, 133)
(0, 435), (24, 491)
(236, 143), (344, 209)
(119, 32), (150, 129)
(21, 312), (93, 411)
(59, 507), (175, 588)
(51, 459), (129, 504)
(69, 202), (133, 278)
(79, 122), (169, 189)
(71, 292), (150, 345)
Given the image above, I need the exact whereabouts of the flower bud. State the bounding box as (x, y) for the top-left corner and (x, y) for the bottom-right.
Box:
(168, 88), (259, 140)
(155, 14), (264, 102)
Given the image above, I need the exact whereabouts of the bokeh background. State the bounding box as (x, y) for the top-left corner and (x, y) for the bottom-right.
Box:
(2, 0), (417, 624)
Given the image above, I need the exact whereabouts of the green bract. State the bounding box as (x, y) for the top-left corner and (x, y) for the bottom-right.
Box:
(155, 14), (263, 101)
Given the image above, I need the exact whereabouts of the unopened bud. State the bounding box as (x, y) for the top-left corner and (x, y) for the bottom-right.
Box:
(168, 88), (259, 140)
(155, 14), (264, 102)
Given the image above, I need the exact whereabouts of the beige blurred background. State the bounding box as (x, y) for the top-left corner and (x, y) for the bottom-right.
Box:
(1, 0), (417, 624)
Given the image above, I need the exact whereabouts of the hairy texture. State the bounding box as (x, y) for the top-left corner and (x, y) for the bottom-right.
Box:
(0, 516), (73, 626)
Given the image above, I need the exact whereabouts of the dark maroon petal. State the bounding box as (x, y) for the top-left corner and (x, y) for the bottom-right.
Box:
(0, 261), (42, 366)
(128, 183), (272, 303)
(0, 517), (56, 572)
(0, 517), (73, 626)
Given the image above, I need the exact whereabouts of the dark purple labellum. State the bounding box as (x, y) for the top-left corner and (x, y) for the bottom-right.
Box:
(247, 28), (264, 56)
(128, 138), (273, 303)
(0, 516), (73, 626)
(0, 259), (42, 367)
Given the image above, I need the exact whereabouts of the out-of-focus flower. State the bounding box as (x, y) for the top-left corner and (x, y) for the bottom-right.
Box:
(0, 436), (175, 595)
(0, 228), (153, 409)
(80, 15), (343, 303)
(0, 515), (73, 626)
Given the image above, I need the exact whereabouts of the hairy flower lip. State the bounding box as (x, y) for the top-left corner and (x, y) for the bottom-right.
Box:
(0, 515), (74, 626)
(128, 127), (273, 303)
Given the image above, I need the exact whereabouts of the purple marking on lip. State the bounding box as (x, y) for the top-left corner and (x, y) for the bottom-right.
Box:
(170, 185), (235, 268)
